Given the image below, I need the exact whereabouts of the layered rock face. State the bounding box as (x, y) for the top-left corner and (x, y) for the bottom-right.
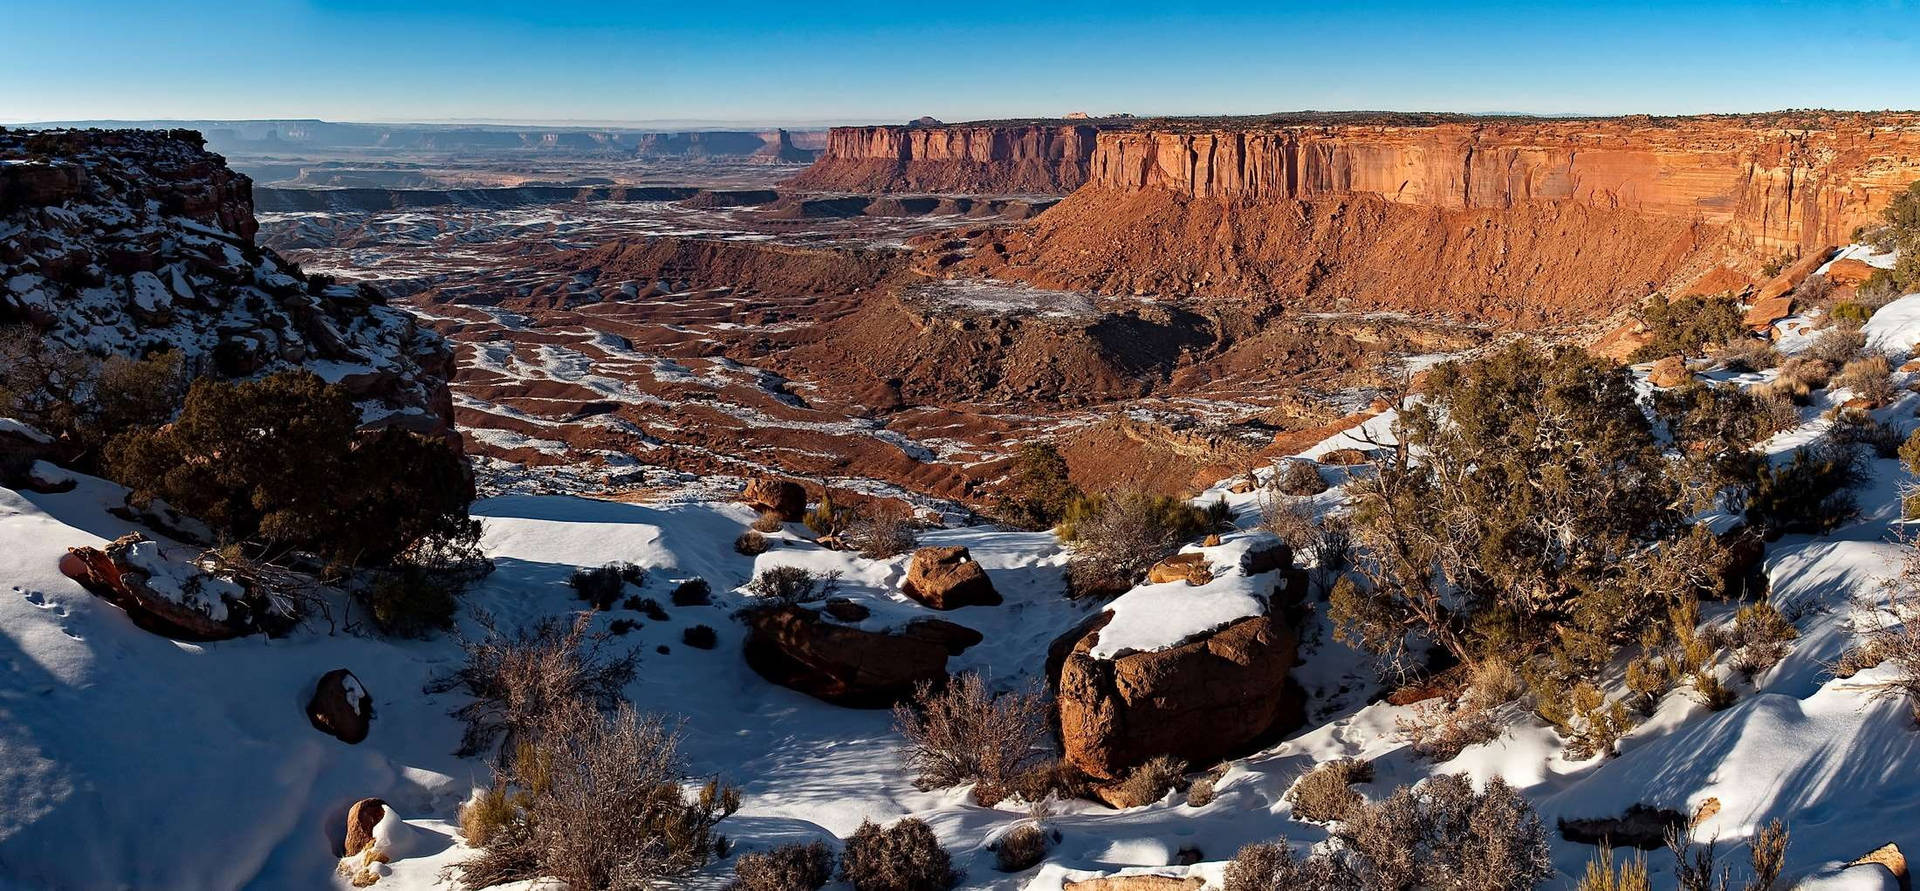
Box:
(0, 129), (458, 435)
(1085, 116), (1920, 251)
(788, 124), (1103, 194)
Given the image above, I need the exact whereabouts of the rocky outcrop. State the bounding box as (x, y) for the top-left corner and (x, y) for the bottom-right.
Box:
(742, 478), (807, 522)
(0, 419), (61, 489)
(788, 124), (1104, 194)
(742, 605), (982, 707)
(308, 669), (374, 744)
(57, 533), (285, 641)
(1056, 611), (1303, 783)
(1145, 553), (1213, 586)
(900, 546), (1001, 609)
(0, 128), (457, 437)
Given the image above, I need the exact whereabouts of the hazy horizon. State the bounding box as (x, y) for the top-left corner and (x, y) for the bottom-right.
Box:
(4, 0), (1915, 124)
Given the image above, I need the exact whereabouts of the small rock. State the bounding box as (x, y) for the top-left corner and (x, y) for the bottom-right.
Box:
(742, 478), (807, 522)
(344, 798), (387, 856)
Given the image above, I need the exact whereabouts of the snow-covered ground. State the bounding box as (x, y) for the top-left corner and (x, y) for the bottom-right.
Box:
(5, 282), (1920, 890)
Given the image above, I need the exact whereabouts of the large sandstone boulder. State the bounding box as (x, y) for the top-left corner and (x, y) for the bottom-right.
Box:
(309, 669), (374, 744)
(901, 546), (1001, 609)
(1648, 356), (1690, 388)
(57, 533), (270, 641)
(1055, 608), (1304, 785)
(743, 605), (980, 707)
(742, 478), (807, 521)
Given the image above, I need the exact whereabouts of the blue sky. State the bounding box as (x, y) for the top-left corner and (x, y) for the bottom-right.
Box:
(2, 1), (1915, 125)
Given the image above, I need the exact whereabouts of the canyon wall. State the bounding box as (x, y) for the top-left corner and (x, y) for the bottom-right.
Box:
(787, 124), (1103, 194)
(1088, 117), (1920, 251)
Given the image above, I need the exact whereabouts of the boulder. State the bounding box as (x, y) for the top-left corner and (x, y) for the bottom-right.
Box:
(1145, 553), (1212, 586)
(901, 546), (1001, 609)
(743, 605), (979, 707)
(308, 669), (374, 744)
(1056, 610), (1304, 783)
(742, 478), (807, 521)
(1239, 540), (1293, 575)
(1825, 257), (1881, 289)
(1063, 875), (1205, 891)
(1318, 448), (1370, 466)
(0, 418), (60, 489)
(58, 533), (260, 641)
(1591, 319), (1654, 362)
(344, 798), (387, 856)
(1648, 355), (1690, 388)
(822, 597), (871, 622)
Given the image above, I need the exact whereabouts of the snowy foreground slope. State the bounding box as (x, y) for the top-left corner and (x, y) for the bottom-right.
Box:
(6, 310), (1920, 888)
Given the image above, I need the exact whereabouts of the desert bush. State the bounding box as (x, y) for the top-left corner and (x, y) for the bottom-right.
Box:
(744, 565), (837, 605)
(1578, 845), (1652, 891)
(735, 531), (771, 556)
(1534, 676), (1636, 760)
(992, 823), (1051, 872)
(363, 566), (461, 637)
(1834, 354), (1895, 406)
(1754, 392), (1802, 437)
(1630, 294), (1747, 361)
(609, 618), (637, 636)
(1342, 342), (1691, 677)
(1715, 335), (1780, 372)
(1111, 754), (1186, 808)
(729, 841), (834, 891)
(683, 625), (717, 649)
(1807, 322), (1868, 364)
(671, 578), (712, 606)
(1186, 774), (1218, 807)
(1274, 459), (1328, 496)
(1341, 774), (1552, 891)
(105, 371), (477, 566)
(569, 563), (633, 611)
(804, 491), (847, 538)
(847, 506), (919, 560)
(1061, 491), (1209, 598)
(1826, 407), (1903, 459)
(0, 329), (189, 463)
(458, 785), (518, 848)
(1625, 654), (1673, 714)
(1397, 695), (1505, 762)
(1223, 841), (1343, 891)
(1006, 758), (1088, 805)
(1829, 300), (1875, 325)
(1847, 531), (1920, 723)
(892, 673), (1048, 805)
(993, 442), (1083, 530)
(1286, 758), (1372, 823)
(751, 511), (787, 533)
(1667, 818), (1790, 891)
(427, 612), (639, 758)
(839, 818), (959, 891)
(1727, 599), (1797, 679)
(1745, 439), (1864, 536)
(455, 701), (739, 891)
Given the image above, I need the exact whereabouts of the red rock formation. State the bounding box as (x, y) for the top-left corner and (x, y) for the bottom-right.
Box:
(788, 125), (1102, 194)
(900, 546), (1001, 609)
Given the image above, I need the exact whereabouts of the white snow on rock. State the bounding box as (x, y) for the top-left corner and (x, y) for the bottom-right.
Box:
(1861, 292), (1920, 357)
(1089, 532), (1283, 659)
(0, 416), (53, 443)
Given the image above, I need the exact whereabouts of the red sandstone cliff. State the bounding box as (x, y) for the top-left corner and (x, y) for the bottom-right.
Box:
(786, 124), (1103, 194)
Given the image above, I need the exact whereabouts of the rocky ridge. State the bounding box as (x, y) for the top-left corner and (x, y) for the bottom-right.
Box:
(0, 128), (456, 436)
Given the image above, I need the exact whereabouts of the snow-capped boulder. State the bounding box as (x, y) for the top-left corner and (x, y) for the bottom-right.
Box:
(343, 798), (387, 857)
(57, 532), (270, 641)
(308, 669), (374, 744)
(1056, 611), (1304, 790)
(0, 417), (61, 487)
(900, 545), (1001, 609)
(742, 604), (981, 708)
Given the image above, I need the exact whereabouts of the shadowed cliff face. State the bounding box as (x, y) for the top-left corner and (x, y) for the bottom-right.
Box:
(786, 125), (1102, 194)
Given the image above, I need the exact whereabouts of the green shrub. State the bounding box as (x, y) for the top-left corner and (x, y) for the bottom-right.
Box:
(1745, 441), (1864, 536)
(682, 625), (717, 649)
(105, 371), (477, 567)
(994, 443), (1083, 530)
(1830, 301), (1875, 325)
(670, 578), (712, 606)
(1275, 459), (1328, 496)
(1629, 294), (1746, 362)
(569, 564), (632, 611)
(364, 566), (460, 637)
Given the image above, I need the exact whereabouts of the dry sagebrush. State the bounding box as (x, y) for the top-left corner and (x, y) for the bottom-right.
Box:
(892, 672), (1050, 805)
(427, 612), (638, 758)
